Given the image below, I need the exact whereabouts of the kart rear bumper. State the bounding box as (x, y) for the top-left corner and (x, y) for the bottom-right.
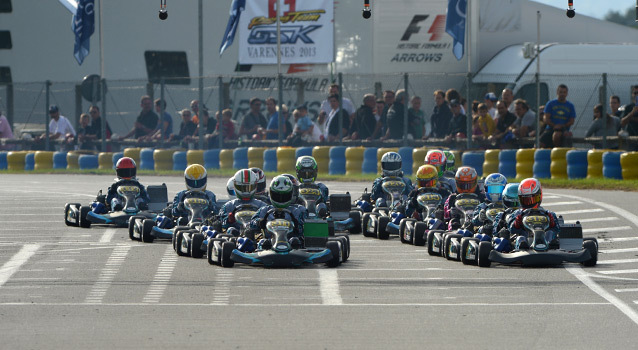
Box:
(488, 249), (592, 266)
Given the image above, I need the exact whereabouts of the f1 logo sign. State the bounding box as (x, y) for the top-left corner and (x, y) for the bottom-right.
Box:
(400, 14), (446, 42)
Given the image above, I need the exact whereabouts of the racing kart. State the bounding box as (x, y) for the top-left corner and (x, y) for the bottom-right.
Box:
(298, 184), (362, 234)
(399, 191), (443, 246)
(426, 192), (480, 257)
(206, 203), (261, 264)
(444, 202), (505, 261)
(361, 177), (406, 240)
(64, 184), (167, 228)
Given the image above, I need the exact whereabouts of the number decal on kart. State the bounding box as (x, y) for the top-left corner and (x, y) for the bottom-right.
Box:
(300, 188), (322, 196)
(383, 181), (404, 188)
(524, 215), (548, 225)
(456, 199), (479, 207)
(418, 193), (442, 202)
(185, 198), (208, 205)
(118, 186), (140, 193)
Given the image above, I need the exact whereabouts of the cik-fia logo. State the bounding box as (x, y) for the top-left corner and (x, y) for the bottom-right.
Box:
(247, 0), (325, 44)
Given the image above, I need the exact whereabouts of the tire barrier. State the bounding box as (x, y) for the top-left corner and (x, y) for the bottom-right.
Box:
(78, 154), (99, 170)
(295, 146), (314, 159)
(187, 150), (205, 167)
(276, 147), (296, 173)
(377, 148), (398, 173)
(328, 146), (347, 175)
(204, 149), (221, 169)
(498, 149), (517, 179)
(412, 148), (428, 174)
(516, 149), (535, 179)
(112, 152), (123, 168)
(172, 151), (187, 171)
(7, 151), (27, 171)
(483, 150), (500, 176)
(602, 152), (623, 180)
(550, 147), (571, 180)
(586, 149), (606, 179)
(123, 147), (141, 165)
(532, 149), (551, 179)
(398, 147), (414, 175)
(233, 147), (249, 169)
(98, 152), (114, 170)
(263, 148), (277, 172)
(461, 151), (484, 176)
(0, 151), (7, 170)
(566, 150), (588, 179)
(53, 151), (67, 169)
(451, 150), (463, 169)
(34, 151), (54, 170)
(25, 152), (35, 171)
(153, 149), (174, 171)
(247, 147), (266, 169)
(345, 147), (365, 176)
(362, 147), (379, 174)
(66, 152), (80, 170)
(620, 152), (638, 180)
(219, 149), (234, 170)
(312, 146), (331, 173)
(139, 148), (155, 170)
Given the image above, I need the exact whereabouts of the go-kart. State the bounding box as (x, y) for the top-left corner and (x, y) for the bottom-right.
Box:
(427, 192), (480, 257)
(298, 184), (362, 234)
(399, 190), (443, 246)
(64, 184), (167, 228)
(206, 203), (261, 264)
(472, 210), (598, 267)
(361, 177), (406, 240)
(444, 202), (505, 261)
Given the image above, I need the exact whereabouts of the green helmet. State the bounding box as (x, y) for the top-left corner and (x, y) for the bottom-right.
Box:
(296, 156), (318, 184)
(443, 150), (456, 172)
(269, 175), (294, 209)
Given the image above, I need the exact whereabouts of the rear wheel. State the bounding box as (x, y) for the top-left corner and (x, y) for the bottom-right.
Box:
(399, 219), (408, 244)
(79, 206), (91, 228)
(175, 231), (187, 257)
(348, 211), (362, 234)
(221, 241), (235, 267)
(64, 203), (79, 227)
(478, 241), (492, 267)
(207, 240), (217, 265)
(445, 234), (463, 261)
(581, 239), (598, 267)
(326, 241), (341, 267)
(362, 213), (372, 237)
(335, 236), (349, 262)
(427, 231), (438, 256)
(377, 216), (390, 240)
(190, 233), (205, 258)
(128, 217), (139, 241)
(414, 222), (427, 246)
(461, 238), (478, 265)
(141, 219), (155, 243)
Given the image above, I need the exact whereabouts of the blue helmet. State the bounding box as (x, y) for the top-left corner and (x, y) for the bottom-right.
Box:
(503, 183), (520, 208)
(484, 173), (507, 203)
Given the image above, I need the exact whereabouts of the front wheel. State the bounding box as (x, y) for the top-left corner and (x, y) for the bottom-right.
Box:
(414, 222), (427, 246)
(478, 241), (492, 267)
(581, 239), (598, 267)
(445, 234), (463, 261)
(427, 230), (438, 256)
(461, 238), (477, 265)
(64, 203), (80, 227)
(175, 231), (187, 257)
(377, 216), (390, 240)
(348, 211), (362, 234)
(141, 219), (155, 243)
(326, 241), (341, 268)
(362, 213), (372, 238)
(191, 233), (205, 259)
(207, 240), (217, 265)
(221, 241), (235, 268)
(79, 206), (91, 228)
(399, 219), (408, 244)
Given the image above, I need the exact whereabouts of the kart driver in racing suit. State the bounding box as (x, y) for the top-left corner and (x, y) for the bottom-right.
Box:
(405, 164), (450, 220)
(442, 166), (485, 230)
(425, 150), (456, 193)
(371, 152), (414, 207)
(470, 173), (508, 233)
(296, 155), (330, 218)
(251, 167), (270, 205)
(93, 157), (150, 213)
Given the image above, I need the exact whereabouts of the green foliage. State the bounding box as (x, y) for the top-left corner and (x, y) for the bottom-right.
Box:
(605, 7), (638, 29)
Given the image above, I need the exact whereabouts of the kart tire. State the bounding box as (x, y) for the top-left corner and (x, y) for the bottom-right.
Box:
(427, 231), (438, 256)
(326, 241), (341, 268)
(445, 234), (463, 261)
(377, 216), (390, 240)
(207, 240), (216, 265)
(461, 238), (478, 266)
(190, 233), (205, 259)
(478, 241), (492, 268)
(581, 239), (598, 267)
(175, 231), (187, 257)
(348, 211), (362, 234)
(141, 219), (155, 243)
(79, 206), (91, 228)
(440, 233), (448, 259)
(128, 216), (138, 241)
(64, 203), (80, 227)
(335, 236), (349, 262)
(414, 222), (427, 247)
(362, 213), (373, 238)
(221, 241), (235, 268)
(399, 219), (408, 244)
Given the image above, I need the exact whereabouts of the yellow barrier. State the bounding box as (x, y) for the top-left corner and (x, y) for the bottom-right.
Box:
(621, 152), (638, 180)
(66, 151), (80, 169)
(377, 147), (399, 173)
(98, 152), (114, 170)
(247, 147), (266, 169)
(34, 151), (54, 170)
(277, 147), (296, 173)
(550, 147), (571, 179)
(451, 150), (462, 169)
(153, 149), (174, 171)
(219, 149), (234, 170)
(515, 149), (535, 179)
(123, 147), (141, 165)
(312, 146), (331, 173)
(586, 149), (611, 179)
(483, 150), (500, 175)
(7, 151), (27, 170)
(187, 150), (204, 166)
(412, 148), (429, 174)
(345, 147), (365, 176)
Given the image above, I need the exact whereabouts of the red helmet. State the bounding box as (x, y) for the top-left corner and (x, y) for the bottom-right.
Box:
(455, 166), (478, 193)
(518, 178), (542, 209)
(425, 150), (447, 176)
(116, 157), (137, 180)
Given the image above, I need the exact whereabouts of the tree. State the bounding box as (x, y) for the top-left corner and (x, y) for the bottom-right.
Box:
(604, 7), (638, 29)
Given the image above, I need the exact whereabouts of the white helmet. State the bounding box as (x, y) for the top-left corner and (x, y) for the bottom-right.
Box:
(381, 152), (402, 177)
(226, 177), (236, 200)
(233, 169), (258, 200)
(250, 167), (267, 195)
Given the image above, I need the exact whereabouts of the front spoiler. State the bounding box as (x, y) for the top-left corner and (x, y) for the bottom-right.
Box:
(489, 249), (592, 266)
(88, 211), (156, 227)
(151, 226), (174, 239)
(230, 248), (333, 267)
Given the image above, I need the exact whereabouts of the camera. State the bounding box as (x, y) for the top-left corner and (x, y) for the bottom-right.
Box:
(362, 8), (371, 19)
(159, 10), (168, 20)
(566, 9), (575, 18)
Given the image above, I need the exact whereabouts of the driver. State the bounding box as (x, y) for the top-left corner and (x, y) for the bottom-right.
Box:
(471, 172), (507, 230)
(405, 165), (450, 220)
(371, 151), (413, 207)
(443, 166), (484, 230)
(296, 156), (329, 217)
(168, 164), (218, 225)
(281, 173), (302, 205)
(94, 157), (150, 213)
(425, 150), (456, 193)
(250, 167), (270, 204)
(490, 183), (520, 251)
(442, 150), (457, 177)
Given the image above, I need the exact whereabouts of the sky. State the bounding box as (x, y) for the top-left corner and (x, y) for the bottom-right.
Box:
(531, 0), (634, 20)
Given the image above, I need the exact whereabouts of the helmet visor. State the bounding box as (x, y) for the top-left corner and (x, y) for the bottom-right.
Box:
(457, 180), (477, 191)
(186, 178), (206, 190)
(519, 193), (541, 208)
(235, 183), (256, 195)
(418, 178), (437, 188)
(486, 185), (505, 195)
(117, 167), (136, 179)
(503, 198), (519, 208)
(270, 190), (292, 206)
(297, 169), (316, 182)
(382, 161), (402, 171)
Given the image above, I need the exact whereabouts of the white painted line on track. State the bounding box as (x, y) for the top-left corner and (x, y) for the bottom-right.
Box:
(582, 226), (631, 233)
(600, 248), (638, 254)
(597, 258), (638, 265)
(565, 217), (618, 224)
(558, 193), (638, 229)
(0, 302), (611, 307)
(211, 270), (234, 305)
(143, 245), (177, 303)
(542, 201), (582, 206)
(558, 208), (605, 215)
(615, 288), (638, 293)
(565, 265), (638, 327)
(84, 245), (130, 304)
(0, 214), (60, 216)
(319, 270), (343, 305)
(98, 229), (117, 243)
(600, 237), (638, 243)
(597, 269), (638, 275)
(541, 195), (560, 199)
(0, 244), (40, 288)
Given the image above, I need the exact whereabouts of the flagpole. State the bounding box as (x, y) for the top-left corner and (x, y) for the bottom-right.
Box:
(99, 0), (106, 152)
(99, 0), (104, 78)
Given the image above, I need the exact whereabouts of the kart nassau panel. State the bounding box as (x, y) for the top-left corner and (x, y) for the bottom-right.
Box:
(488, 249), (592, 266)
(230, 248), (333, 267)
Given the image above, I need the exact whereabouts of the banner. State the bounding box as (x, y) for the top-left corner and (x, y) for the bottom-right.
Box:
(445, 0), (466, 60)
(72, 0), (95, 65)
(219, 0), (246, 56)
(238, 0), (334, 64)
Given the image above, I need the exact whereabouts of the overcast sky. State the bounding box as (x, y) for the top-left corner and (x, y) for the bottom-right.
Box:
(531, 0), (634, 20)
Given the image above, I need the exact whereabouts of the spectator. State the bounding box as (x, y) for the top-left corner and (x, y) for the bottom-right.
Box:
(325, 94), (350, 142)
(473, 103), (495, 144)
(409, 96), (426, 140)
(381, 89), (408, 140)
(215, 109), (237, 142)
(380, 90), (395, 135)
(190, 100), (200, 125)
(39, 105), (76, 142)
(586, 104), (621, 149)
(88, 105), (112, 143)
(239, 97), (267, 139)
(370, 99), (385, 140)
(501, 88), (515, 113)
(540, 84), (576, 148)
(610, 95), (622, 117)
(151, 98), (173, 140)
(536, 105), (546, 136)
(76, 113), (94, 150)
(349, 94), (377, 141)
(444, 99), (467, 142)
(429, 90), (452, 139)
(289, 105), (314, 143)
(489, 101), (517, 147)
(484, 92), (498, 119)
(311, 111), (328, 142)
(445, 88), (465, 115)
(186, 108), (216, 146)
(168, 109), (197, 145)
(260, 97), (287, 140)
(620, 85), (638, 138)
(320, 84), (355, 116)
(509, 99), (537, 140)
(0, 110), (14, 149)
(120, 96), (159, 140)
(281, 104), (294, 138)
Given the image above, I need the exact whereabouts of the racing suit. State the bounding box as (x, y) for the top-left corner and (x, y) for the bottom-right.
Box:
(250, 204), (308, 241)
(171, 190), (218, 222)
(439, 173), (457, 194)
(503, 207), (560, 251)
(442, 186), (485, 230)
(405, 186), (450, 219)
(299, 182), (330, 216)
(219, 198), (268, 231)
(105, 179), (150, 211)
(371, 176), (414, 207)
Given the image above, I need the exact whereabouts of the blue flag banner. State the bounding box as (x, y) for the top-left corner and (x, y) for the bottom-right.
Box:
(72, 0), (95, 65)
(445, 0), (466, 61)
(219, 0), (246, 56)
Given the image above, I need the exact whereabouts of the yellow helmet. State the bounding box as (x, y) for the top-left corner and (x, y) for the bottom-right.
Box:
(415, 165), (438, 188)
(184, 164), (207, 191)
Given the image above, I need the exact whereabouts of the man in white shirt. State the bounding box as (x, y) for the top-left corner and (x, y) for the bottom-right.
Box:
(319, 84), (355, 116)
(46, 105), (76, 139)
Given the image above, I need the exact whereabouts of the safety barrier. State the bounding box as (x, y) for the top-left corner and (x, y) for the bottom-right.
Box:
(532, 149), (551, 179)
(0, 151), (7, 170)
(602, 152), (623, 179)
(187, 150), (205, 167)
(78, 154), (99, 170)
(219, 149), (234, 170)
(620, 152), (638, 180)
(122, 147), (141, 165)
(6, 151), (27, 170)
(66, 152), (80, 170)
(263, 149), (277, 172)
(586, 149), (607, 179)
(377, 148), (398, 174)
(516, 149), (535, 179)
(345, 147), (365, 176)
(276, 147), (296, 173)
(362, 147), (379, 174)
(153, 149), (174, 171)
(550, 148), (571, 179)
(566, 150), (588, 179)
(328, 146), (347, 175)
(462, 151), (484, 176)
(204, 149), (220, 169)
(247, 147), (266, 169)
(25, 152), (35, 171)
(34, 151), (54, 170)
(412, 148), (428, 174)
(312, 146), (331, 173)
(172, 151), (187, 171)
(398, 147), (414, 175)
(233, 147), (249, 169)
(498, 149), (517, 179)
(295, 146), (314, 159)
(53, 151), (67, 169)
(483, 150), (499, 176)
(98, 152), (113, 170)
(112, 152), (123, 168)
(139, 148), (155, 170)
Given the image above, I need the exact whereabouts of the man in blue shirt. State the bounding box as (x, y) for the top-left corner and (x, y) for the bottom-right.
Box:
(540, 84), (576, 148)
(262, 97), (286, 140)
(152, 98), (173, 140)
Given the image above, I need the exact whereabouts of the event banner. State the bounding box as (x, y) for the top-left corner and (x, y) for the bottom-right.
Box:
(238, 0), (334, 64)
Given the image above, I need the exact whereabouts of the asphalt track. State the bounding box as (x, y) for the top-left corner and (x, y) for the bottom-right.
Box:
(1, 174), (638, 349)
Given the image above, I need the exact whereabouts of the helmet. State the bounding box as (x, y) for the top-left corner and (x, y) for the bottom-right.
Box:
(296, 156), (318, 184)
(281, 173), (300, 203)
(381, 152), (403, 177)
(116, 157), (137, 180)
(425, 150), (447, 177)
(442, 150), (456, 172)
(518, 178), (542, 209)
(233, 169), (257, 200)
(503, 183), (520, 209)
(415, 165), (438, 188)
(483, 173), (507, 203)
(226, 178), (236, 199)
(455, 167), (478, 193)
(269, 175), (294, 209)
(184, 164), (207, 191)
(250, 167), (267, 195)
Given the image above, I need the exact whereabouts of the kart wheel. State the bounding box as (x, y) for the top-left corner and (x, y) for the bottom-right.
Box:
(326, 241), (341, 268)
(207, 240), (217, 265)
(478, 241), (492, 268)
(190, 233), (205, 258)
(335, 236), (349, 262)
(445, 234), (462, 261)
(221, 241), (235, 268)
(461, 238), (478, 266)
(440, 233), (448, 258)
(399, 219), (408, 244)
(141, 219), (155, 243)
(362, 213), (373, 238)
(64, 203), (79, 227)
(175, 231), (187, 257)
(79, 206), (91, 228)
(377, 216), (390, 240)
(427, 231), (438, 256)
(128, 217), (138, 241)
(581, 239), (598, 267)
(348, 211), (362, 234)
(414, 222), (427, 247)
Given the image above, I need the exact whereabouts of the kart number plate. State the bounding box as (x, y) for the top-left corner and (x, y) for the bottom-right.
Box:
(524, 215), (548, 225)
(486, 208), (504, 218)
(236, 211), (256, 220)
(300, 188), (322, 196)
(118, 186), (140, 193)
(418, 193), (442, 202)
(456, 198), (479, 208)
(383, 181), (405, 188)
(185, 198), (208, 205)
(267, 219), (293, 231)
